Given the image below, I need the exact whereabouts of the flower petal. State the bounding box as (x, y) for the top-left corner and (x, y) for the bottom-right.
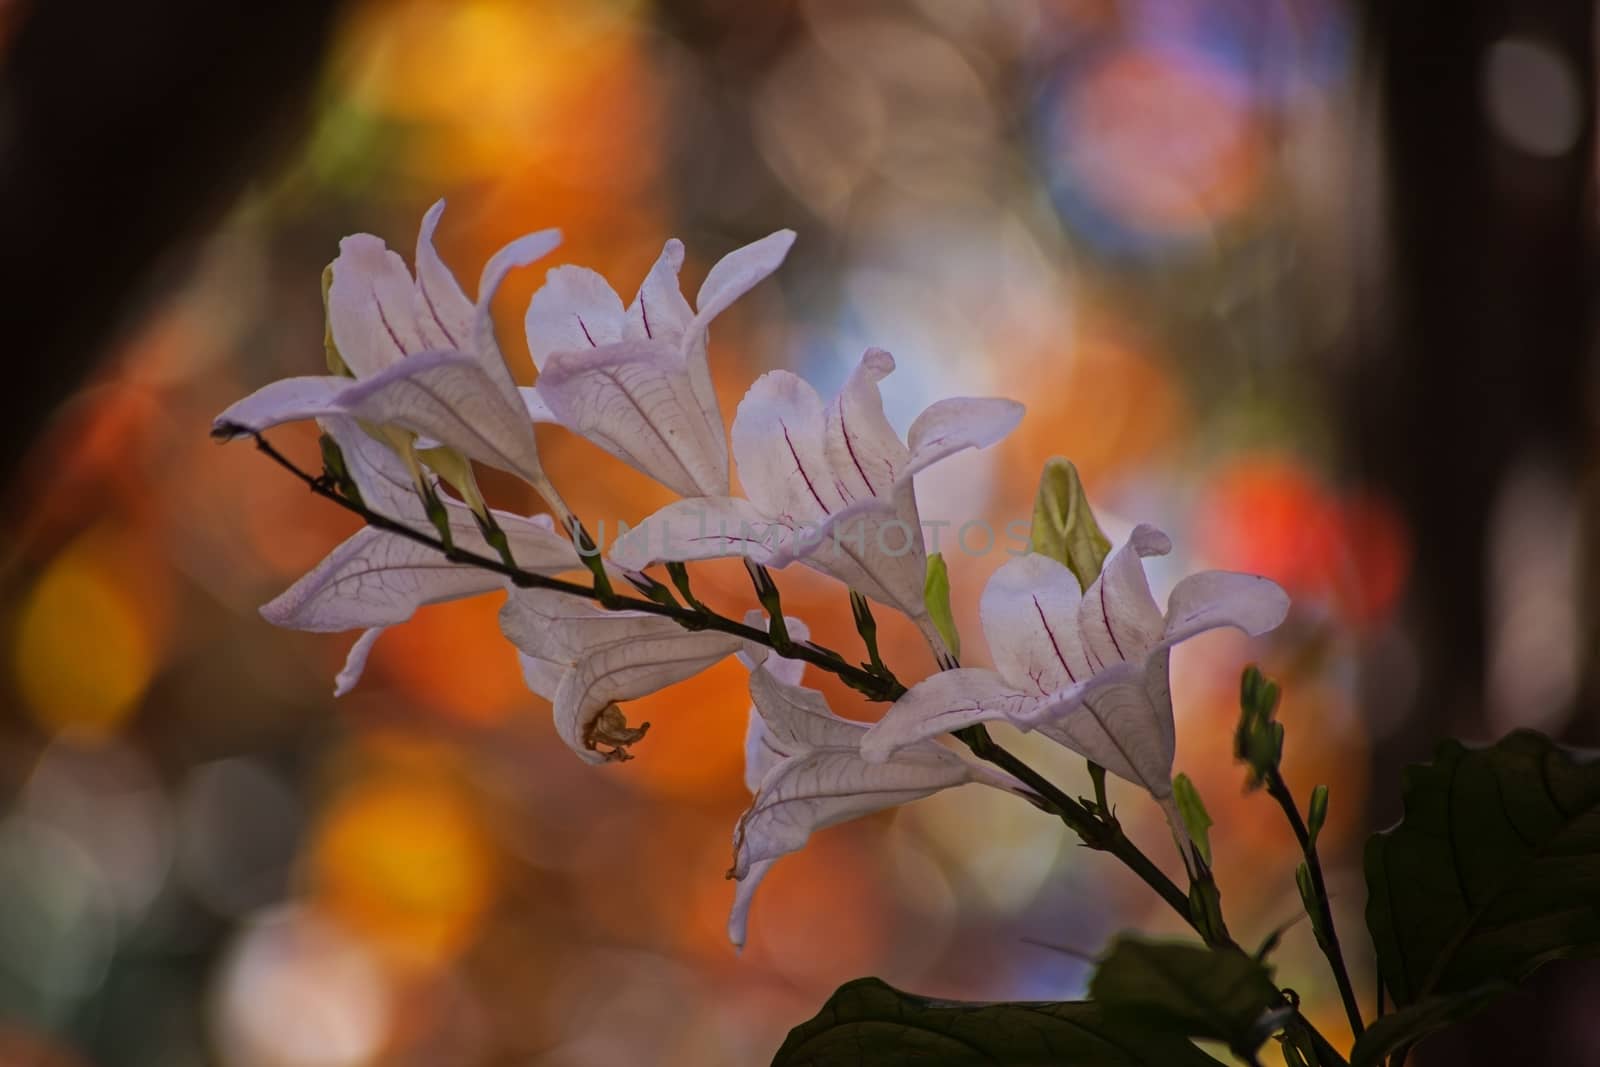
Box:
(902, 395), (1024, 481)
(762, 484), (928, 618)
(693, 229), (795, 325)
(607, 497), (791, 570)
(739, 620), (814, 792)
(212, 376), (349, 437)
(1161, 570), (1290, 648)
(517, 650), (568, 703)
(623, 239), (693, 346)
(748, 663), (869, 754)
(823, 348), (909, 503)
(731, 369), (844, 522)
(979, 553), (1092, 695)
(470, 225), (562, 404)
(683, 231), (792, 446)
(499, 589), (744, 764)
(524, 265), (625, 370)
(520, 386), (562, 424)
(730, 745), (974, 877)
(729, 662), (1026, 949)
(753, 358), (1020, 623)
(858, 668), (1036, 763)
(1078, 523), (1171, 671)
(263, 501), (575, 635)
(337, 351), (547, 488)
(743, 711), (785, 795)
(327, 234), (430, 378)
(555, 631), (744, 764)
(334, 627), (387, 697)
(261, 528), (507, 633)
(533, 338), (729, 497)
(727, 856), (774, 952)
(319, 416), (421, 519)
(1036, 677), (1176, 798)
(414, 200), (475, 352)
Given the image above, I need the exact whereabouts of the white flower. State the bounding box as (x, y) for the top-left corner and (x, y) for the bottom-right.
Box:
(498, 588), (756, 764)
(212, 202), (569, 513)
(727, 652), (1026, 950)
(861, 525), (1290, 814)
(610, 348), (1022, 653)
(261, 418), (580, 695)
(521, 231), (795, 499)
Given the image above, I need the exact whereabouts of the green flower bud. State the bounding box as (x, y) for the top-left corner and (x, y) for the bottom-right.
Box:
(1028, 458), (1110, 591)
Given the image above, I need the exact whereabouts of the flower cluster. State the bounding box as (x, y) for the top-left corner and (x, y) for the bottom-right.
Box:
(215, 204), (1290, 947)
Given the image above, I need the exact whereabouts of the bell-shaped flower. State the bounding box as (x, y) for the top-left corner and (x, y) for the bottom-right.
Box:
(212, 201), (569, 512)
(521, 230), (795, 498)
(499, 588), (754, 764)
(261, 418), (580, 695)
(610, 348), (1023, 653)
(860, 525), (1290, 819)
(727, 653), (1027, 950)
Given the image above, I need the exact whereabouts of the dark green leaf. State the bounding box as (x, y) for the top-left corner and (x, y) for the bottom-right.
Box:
(773, 977), (1219, 1067)
(1089, 937), (1288, 1059)
(1348, 985), (1510, 1067)
(1364, 730), (1600, 1006)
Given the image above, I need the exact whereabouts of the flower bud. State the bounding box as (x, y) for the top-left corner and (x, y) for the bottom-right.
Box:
(1029, 458), (1111, 591)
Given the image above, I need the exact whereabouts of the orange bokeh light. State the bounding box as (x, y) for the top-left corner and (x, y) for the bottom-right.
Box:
(1196, 455), (1410, 628)
(308, 761), (499, 972)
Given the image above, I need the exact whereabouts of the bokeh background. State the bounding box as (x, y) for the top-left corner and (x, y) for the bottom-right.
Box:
(1, 1), (1596, 1064)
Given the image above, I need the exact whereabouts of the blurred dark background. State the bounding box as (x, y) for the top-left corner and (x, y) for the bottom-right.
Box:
(0, 1), (1594, 1064)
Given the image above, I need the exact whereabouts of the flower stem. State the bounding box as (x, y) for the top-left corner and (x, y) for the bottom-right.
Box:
(1266, 767), (1365, 1043)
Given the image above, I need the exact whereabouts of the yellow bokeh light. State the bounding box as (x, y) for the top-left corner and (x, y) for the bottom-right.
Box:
(14, 534), (158, 738)
(308, 768), (498, 972)
(338, 0), (656, 188)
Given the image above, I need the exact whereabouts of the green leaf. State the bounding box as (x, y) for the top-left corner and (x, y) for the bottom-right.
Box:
(1029, 458), (1111, 591)
(923, 553), (960, 659)
(1364, 730), (1600, 1007)
(1171, 773), (1214, 866)
(773, 977), (1218, 1067)
(1089, 937), (1289, 1060)
(1348, 985), (1510, 1067)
